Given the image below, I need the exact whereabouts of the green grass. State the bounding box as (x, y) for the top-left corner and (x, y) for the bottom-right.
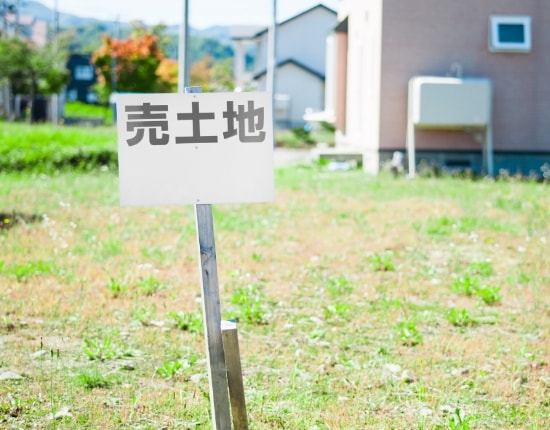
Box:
(0, 121), (117, 173)
(64, 101), (113, 124)
(0, 147), (549, 428)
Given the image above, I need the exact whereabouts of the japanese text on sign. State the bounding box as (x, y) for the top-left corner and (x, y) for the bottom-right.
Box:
(124, 100), (266, 146)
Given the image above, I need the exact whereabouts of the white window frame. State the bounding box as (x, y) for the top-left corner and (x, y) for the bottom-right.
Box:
(489, 15), (532, 53)
(74, 65), (94, 81)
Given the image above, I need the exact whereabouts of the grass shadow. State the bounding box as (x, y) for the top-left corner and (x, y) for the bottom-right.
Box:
(0, 211), (43, 231)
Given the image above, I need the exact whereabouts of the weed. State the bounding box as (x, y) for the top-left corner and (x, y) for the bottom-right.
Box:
(396, 319), (422, 346)
(229, 284), (267, 324)
(368, 251), (395, 271)
(168, 311), (203, 334)
(82, 334), (137, 361)
(421, 216), (454, 235)
(453, 273), (502, 305)
(156, 360), (183, 380)
(446, 308), (477, 327)
(475, 285), (502, 305)
(325, 275), (353, 297)
(101, 239), (122, 257)
(323, 303), (350, 321)
(132, 306), (156, 323)
(452, 275), (479, 296)
(136, 276), (164, 296)
(82, 337), (119, 361)
(448, 408), (473, 430)
(368, 295), (403, 312)
(106, 278), (127, 298)
(75, 367), (112, 389)
(7, 260), (56, 282)
(467, 261), (493, 277)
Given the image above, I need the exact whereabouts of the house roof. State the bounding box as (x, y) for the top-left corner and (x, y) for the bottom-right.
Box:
(230, 25), (265, 40)
(235, 3), (337, 40)
(334, 17), (348, 33)
(253, 58), (325, 81)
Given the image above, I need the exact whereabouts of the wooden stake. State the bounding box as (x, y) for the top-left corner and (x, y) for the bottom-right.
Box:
(222, 321), (249, 430)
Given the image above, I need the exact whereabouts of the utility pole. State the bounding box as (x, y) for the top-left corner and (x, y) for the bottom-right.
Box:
(14, 0), (20, 36)
(51, 0), (59, 124)
(178, 0), (189, 92)
(111, 15), (120, 94)
(266, 0), (277, 126)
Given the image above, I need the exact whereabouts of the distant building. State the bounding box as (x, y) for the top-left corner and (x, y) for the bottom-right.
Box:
(325, 0), (550, 175)
(66, 54), (98, 104)
(232, 4), (337, 128)
(4, 13), (48, 46)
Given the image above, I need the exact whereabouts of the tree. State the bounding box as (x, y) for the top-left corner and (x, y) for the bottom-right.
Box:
(156, 58), (178, 92)
(0, 35), (69, 120)
(189, 55), (234, 92)
(189, 55), (212, 90)
(210, 58), (235, 92)
(92, 27), (173, 103)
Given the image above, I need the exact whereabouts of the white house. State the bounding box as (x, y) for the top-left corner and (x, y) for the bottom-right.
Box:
(232, 4), (337, 128)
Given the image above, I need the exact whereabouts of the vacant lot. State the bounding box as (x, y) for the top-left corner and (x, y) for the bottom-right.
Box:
(0, 165), (549, 429)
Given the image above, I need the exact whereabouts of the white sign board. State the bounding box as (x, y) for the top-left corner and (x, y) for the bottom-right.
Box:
(116, 92), (274, 206)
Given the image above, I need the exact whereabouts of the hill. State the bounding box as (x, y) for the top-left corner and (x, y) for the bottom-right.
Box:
(19, 1), (235, 61)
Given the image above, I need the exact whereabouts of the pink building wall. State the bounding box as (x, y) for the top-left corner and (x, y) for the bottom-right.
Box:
(379, 0), (550, 154)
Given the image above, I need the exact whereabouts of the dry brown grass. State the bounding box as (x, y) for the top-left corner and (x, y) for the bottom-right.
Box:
(0, 169), (549, 429)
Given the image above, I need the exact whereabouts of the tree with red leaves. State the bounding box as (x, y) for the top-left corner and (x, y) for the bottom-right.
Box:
(92, 28), (174, 103)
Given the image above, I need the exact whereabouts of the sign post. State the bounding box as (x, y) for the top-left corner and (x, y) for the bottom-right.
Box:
(195, 202), (232, 429)
(186, 86), (232, 430)
(117, 89), (273, 429)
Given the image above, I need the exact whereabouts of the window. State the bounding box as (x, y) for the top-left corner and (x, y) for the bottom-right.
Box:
(86, 92), (98, 104)
(74, 65), (94, 81)
(67, 89), (77, 101)
(489, 16), (531, 53)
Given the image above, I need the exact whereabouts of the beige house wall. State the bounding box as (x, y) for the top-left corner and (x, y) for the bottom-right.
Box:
(337, 0), (383, 173)
(380, 0), (550, 154)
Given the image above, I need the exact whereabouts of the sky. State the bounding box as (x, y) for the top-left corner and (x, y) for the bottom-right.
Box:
(40, 0), (339, 29)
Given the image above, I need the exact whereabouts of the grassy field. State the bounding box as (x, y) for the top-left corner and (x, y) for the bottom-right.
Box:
(1, 160), (548, 429)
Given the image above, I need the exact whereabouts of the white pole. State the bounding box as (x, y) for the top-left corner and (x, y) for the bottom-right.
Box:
(266, 0), (277, 122)
(178, 0), (189, 93)
(51, 0), (59, 125)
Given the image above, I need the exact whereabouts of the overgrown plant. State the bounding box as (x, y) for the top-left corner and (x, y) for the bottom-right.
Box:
(446, 308), (477, 327)
(229, 283), (267, 325)
(475, 285), (502, 305)
(368, 251), (395, 272)
(452, 275), (479, 296)
(168, 311), (203, 334)
(156, 360), (183, 380)
(396, 319), (422, 346)
(106, 278), (127, 298)
(75, 367), (112, 389)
